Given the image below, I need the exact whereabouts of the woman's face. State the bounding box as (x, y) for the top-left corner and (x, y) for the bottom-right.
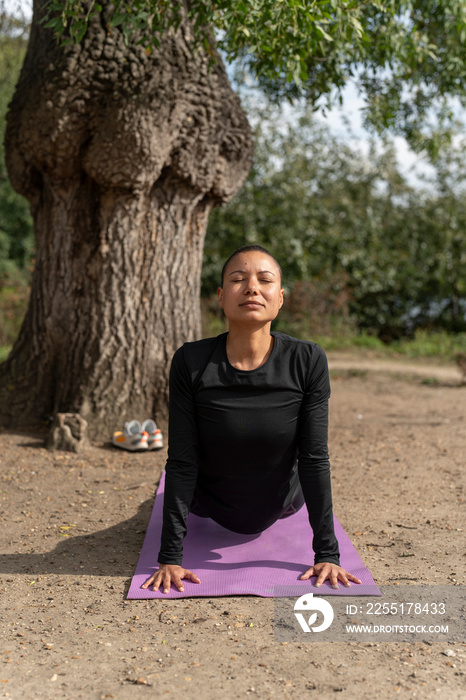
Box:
(218, 251), (284, 326)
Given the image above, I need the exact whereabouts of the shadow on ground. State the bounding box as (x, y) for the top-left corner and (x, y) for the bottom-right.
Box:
(0, 497), (155, 578)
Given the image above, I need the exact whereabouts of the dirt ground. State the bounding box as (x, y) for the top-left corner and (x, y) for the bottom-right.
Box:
(0, 352), (464, 699)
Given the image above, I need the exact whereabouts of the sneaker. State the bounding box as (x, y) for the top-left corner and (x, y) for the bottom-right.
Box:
(141, 419), (163, 450)
(112, 420), (148, 451)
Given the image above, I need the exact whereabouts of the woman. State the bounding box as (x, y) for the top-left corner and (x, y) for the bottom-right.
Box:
(143, 245), (361, 594)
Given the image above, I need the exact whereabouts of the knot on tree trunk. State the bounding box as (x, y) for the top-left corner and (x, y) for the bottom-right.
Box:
(6, 7), (253, 204)
(47, 412), (89, 452)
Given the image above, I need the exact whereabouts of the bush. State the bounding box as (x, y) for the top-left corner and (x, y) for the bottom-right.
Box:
(273, 277), (355, 339)
(0, 274), (30, 348)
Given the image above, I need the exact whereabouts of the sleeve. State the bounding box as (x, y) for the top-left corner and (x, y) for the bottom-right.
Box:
(157, 346), (199, 565)
(297, 345), (340, 566)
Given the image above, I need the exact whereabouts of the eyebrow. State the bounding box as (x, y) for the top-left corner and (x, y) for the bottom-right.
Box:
(228, 269), (276, 276)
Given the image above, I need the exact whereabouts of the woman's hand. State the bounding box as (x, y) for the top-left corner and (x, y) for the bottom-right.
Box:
(300, 562), (362, 589)
(141, 564), (201, 594)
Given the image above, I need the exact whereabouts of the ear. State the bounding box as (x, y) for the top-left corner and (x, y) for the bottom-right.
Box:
(278, 288), (284, 309)
(217, 286), (224, 308)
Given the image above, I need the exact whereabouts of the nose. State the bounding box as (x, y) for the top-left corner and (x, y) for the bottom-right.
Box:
(244, 278), (258, 295)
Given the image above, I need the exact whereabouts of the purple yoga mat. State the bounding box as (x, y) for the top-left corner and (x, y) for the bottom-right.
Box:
(127, 472), (381, 599)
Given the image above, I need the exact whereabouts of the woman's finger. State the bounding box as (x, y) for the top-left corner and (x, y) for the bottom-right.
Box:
(299, 566), (315, 581)
(151, 571), (164, 591)
(171, 574), (185, 592)
(327, 568), (339, 589)
(314, 565), (331, 587)
(152, 573), (164, 591)
(162, 571), (173, 594)
(337, 570), (350, 587)
(141, 572), (159, 589)
(183, 569), (201, 583)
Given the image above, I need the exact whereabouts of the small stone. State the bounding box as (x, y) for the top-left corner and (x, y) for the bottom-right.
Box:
(442, 649), (456, 657)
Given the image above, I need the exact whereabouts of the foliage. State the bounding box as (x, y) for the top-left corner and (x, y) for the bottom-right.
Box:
(0, 10), (34, 286)
(3, 2), (466, 347)
(41, 0), (466, 146)
(392, 329), (466, 360)
(204, 102), (466, 340)
(201, 299), (466, 362)
(0, 277), (30, 349)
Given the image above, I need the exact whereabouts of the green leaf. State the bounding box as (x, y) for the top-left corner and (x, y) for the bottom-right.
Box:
(74, 24), (88, 43)
(43, 17), (64, 30)
(315, 24), (333, 42)
(110, 13), (127, 28)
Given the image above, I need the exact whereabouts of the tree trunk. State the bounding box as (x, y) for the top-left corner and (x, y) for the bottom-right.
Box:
(1, 1), (253, 438)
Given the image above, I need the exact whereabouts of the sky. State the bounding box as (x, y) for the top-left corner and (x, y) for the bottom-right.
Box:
(312, 81), (436, 189)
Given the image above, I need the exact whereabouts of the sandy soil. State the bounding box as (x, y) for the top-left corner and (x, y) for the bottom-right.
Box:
(0, 353), (464, 699)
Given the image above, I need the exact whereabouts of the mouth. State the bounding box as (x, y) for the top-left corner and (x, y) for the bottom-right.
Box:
(240, 301), (264, 307)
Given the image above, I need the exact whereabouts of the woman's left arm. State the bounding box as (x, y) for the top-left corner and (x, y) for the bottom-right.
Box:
(297, 345), (361, 587)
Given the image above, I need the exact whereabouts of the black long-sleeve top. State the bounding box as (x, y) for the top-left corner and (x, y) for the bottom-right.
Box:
(158, 331), (340, 567)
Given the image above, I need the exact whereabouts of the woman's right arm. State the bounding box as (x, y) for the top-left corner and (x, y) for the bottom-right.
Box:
(143, 346), (200, 591)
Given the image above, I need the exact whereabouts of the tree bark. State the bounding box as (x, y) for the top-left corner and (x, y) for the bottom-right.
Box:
(1, 1), (253, 438)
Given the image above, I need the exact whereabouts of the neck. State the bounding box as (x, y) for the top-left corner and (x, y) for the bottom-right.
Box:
(225, 323), (274, 371)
